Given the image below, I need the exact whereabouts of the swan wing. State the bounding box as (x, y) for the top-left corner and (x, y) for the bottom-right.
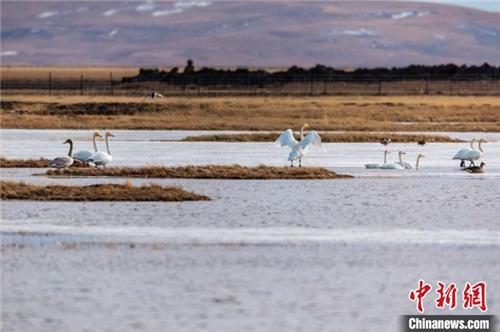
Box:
(274, 129), (298, 149)
(365, 163), (382, 169)
(73, 149), (94, 161)
(157, 93), (164, 98)
(381, 163), (404, 169)
(299, 131), (326, 152)
(89, 152), (111, 162)
(460, 150), (482, 161)
(48, 156), (72, 168)
(453, 148), (471, 159)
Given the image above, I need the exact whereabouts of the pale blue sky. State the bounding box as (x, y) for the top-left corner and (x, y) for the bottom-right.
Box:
(409, 0), (500, 12)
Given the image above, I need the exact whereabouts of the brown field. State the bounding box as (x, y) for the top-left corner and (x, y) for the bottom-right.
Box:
(181, 132), (464, 143)
(0, 181), (210, 202)
(0, 157), (86, 168)
(1, 95), (499, 132)
(44, 165), (350, 180)
(0, 66), (141, 81)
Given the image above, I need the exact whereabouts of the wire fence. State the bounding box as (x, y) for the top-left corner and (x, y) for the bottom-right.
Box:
(1, 73), (500, 96)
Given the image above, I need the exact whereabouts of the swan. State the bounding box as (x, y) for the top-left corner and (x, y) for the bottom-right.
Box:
(460, 139), (486, 167)
(275, 123), (325, 167)
(395, 154), (425, 170)
(365, 150), (390, 169)
(88, 132), (114, 167)
(48, 139), (74, 169)
(463, 162), (485, 174)
(141, 91), (164, 103)
(73, 132), (102, 166)
(453, 138), (476, 167)
(380, 151), (405, 169)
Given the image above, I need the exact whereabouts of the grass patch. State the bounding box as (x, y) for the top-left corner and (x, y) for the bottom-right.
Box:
(0, 157), (85, 168)
(182, 132), (465, 143)
(1, 95), (499, 132)
(0, 181), (210, 202)
(45, 165), (351, 180)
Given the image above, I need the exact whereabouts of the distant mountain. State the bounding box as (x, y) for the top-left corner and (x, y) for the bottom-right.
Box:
(1, 1), (500, 67)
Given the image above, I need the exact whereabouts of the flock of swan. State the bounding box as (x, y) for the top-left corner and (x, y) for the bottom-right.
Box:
(49, 132), (114, 169)
(47, 120), (487, 174)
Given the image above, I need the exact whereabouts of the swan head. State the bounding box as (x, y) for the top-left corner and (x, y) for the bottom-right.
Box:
(384, 149), (391, 154)
(63, 139), (72, 144)
(93, 132), (102, 138)
(418, 154), (425, 158)
(105, 132), (115, 138)
(399, 151), (406, 155)
(478, 139), (487, 143)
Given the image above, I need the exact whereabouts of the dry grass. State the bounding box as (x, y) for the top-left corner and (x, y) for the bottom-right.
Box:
(45, 165), (350, 180)
(182, 132), (464, 143)
(0, 66), (142, 81)
(0, 157), (85, 168)
(0, 181), (210, 202)
(1, 95), (499, 132)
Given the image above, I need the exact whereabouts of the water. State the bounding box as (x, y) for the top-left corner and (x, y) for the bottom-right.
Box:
(1, 129), (499, 332)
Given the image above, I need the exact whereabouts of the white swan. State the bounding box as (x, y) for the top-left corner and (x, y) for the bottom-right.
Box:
(380, 151), (405, 169)
(396, 154), (425, 170)
(48, 139), (74, 169)
(365, 150), (390, 169)
(275, 123), (325, 167)
(453, 138), (476, 167)
(141, 91), (164, 103)
(460, 139), (486, 167)
(89, 132), (114, 167)
(73, 132), (102, 166)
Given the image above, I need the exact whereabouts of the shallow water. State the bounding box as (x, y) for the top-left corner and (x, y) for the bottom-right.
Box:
(1, 129), (499, 332)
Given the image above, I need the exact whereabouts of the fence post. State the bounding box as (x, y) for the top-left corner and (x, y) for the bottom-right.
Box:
(323, 78), (327, 95)
(378, 81), (382, 95)
(449, 80), (452, 95)
(197, 76), (201, 96)
(310, 76), (314, 96)
(425, 76), (429, 95)
(110, 72), (114, 96)
(48, 72), (52, 95)
(80, 75), (83, 95)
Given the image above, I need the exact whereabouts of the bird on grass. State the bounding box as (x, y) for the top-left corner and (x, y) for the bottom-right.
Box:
(380, 138), (391, 146)
(463, 162), (485, 174)
(417, 138), (426, 145)
(88, 132), (114, 168)
(141, 92), (164, 103)
(48, 139), (74, 169)
(73, 132), (102, 167)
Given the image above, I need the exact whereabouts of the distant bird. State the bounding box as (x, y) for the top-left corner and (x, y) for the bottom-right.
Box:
(141, 92), (164, 103)
(460, 139), (486, 167)
(380, 138), (391, 146)
(73, 132), (102, 167)
(88, 132), (114, 167)
(395, 153), (425, 170)
(464, 162), (485, 174)
(417, 138), (426, 145)
(48, 139), (74, 169)
(275, 123), (325, 167)
(365, 150), (390, 169)
(380, 151), (405, 169)
(453, 138), (476, 167)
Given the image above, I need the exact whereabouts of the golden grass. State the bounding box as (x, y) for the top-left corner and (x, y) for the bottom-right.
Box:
(0, 181), (210, 202)
(1, 95), (499, 132)
(0, 157), (85, 168)
(182, 132), (464, 143)
(0, 66), (141, 81)
(45, 165), (351, 180)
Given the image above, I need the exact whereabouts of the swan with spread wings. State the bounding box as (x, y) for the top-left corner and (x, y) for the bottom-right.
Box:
(274, 123), (326, 167)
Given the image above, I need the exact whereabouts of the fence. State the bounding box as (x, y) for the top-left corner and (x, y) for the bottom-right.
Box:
(1, 73), (499, 96)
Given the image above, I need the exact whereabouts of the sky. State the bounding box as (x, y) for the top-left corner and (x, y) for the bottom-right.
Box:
(406, 0), (500, 12)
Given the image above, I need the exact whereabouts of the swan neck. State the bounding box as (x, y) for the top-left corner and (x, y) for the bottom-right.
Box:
(105, 135), (112, 155)
(300, 125), (306, 140)
(416, 156), (421, 169)
(470, 139), (475, 149)
(384, 151), (388, 164)
(68, 141), (73, 157)
(93, 135), (99, 152)
(478, 141), (483, 153)
(399, 153), (404, 165)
